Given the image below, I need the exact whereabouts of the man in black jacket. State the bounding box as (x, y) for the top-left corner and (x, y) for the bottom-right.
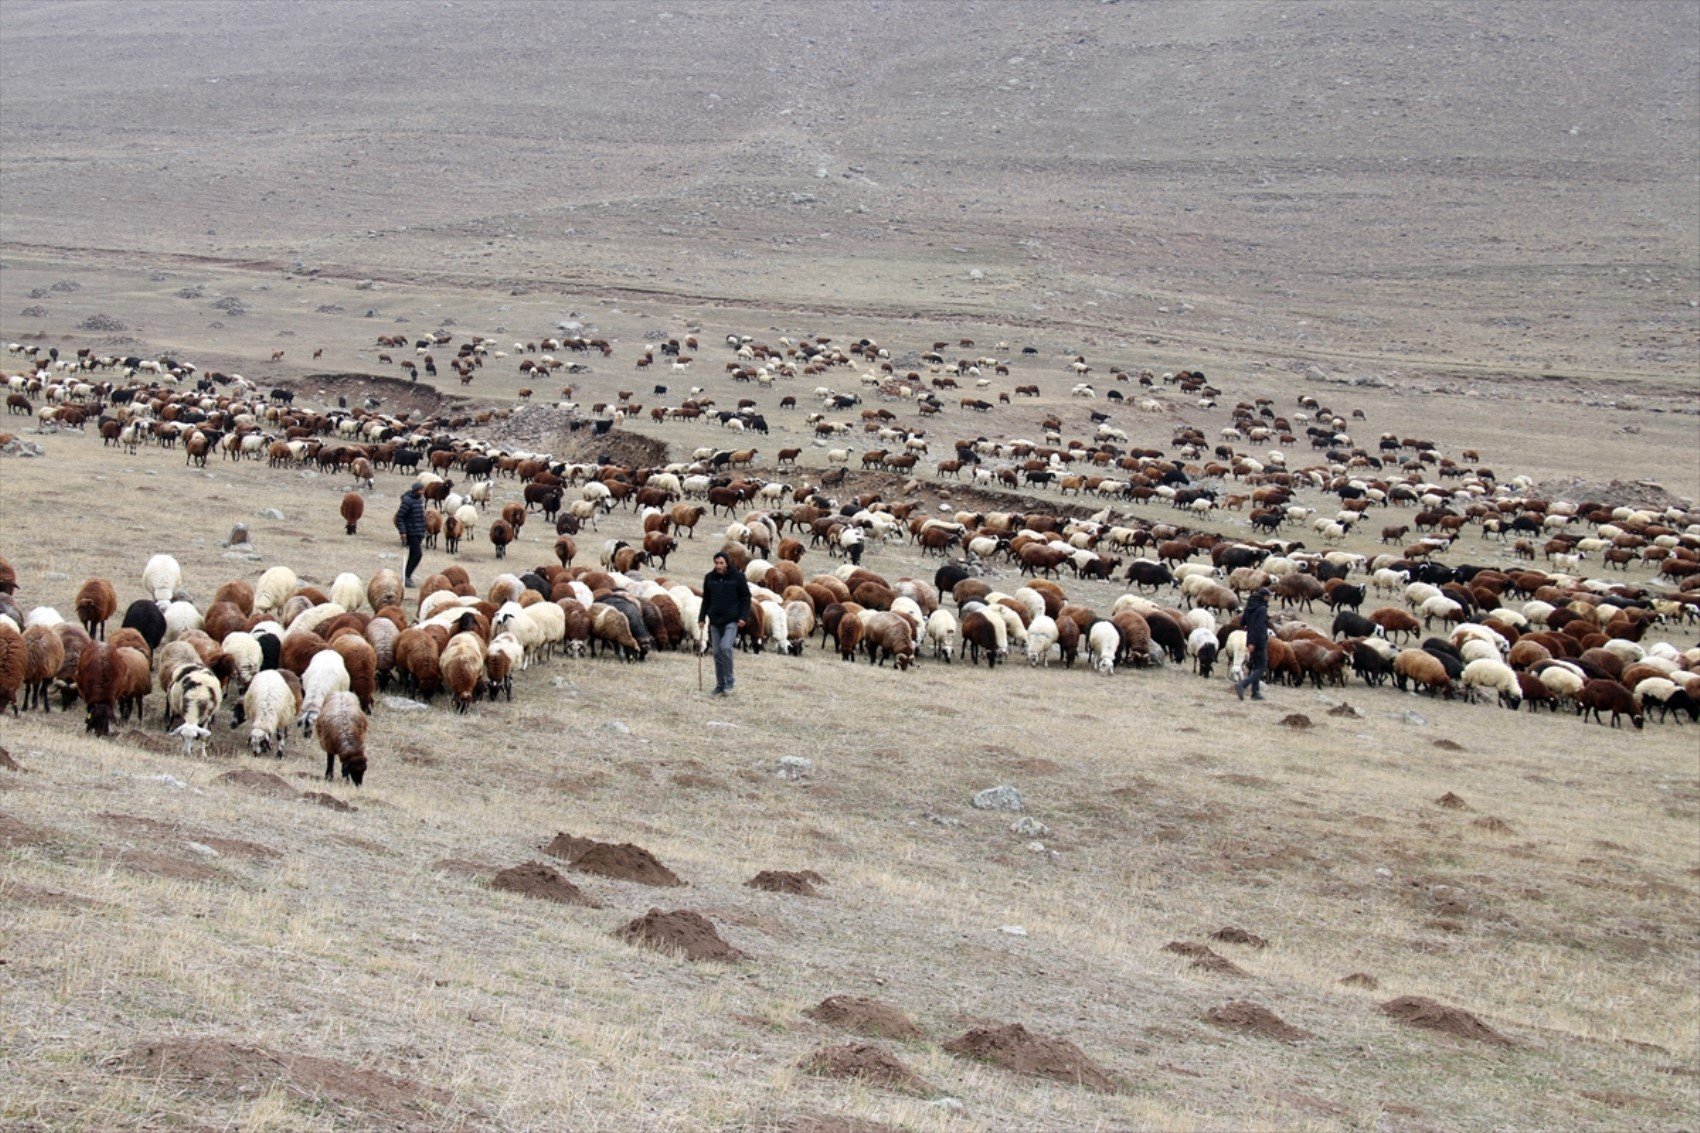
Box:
(1235, 586), (1270, 700)
(700, 551), (751, 696)
(394, 481), (427, 587)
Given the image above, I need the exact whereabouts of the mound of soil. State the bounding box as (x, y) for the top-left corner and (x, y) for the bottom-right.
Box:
(942, 1022), (1116, 1092)
(1473, 816), (1515, 834)
(1433, 738), (1465, 752)
(746, 869), (827, 897)
(1379, 996), (1512, 1045)
(543, 832), (683, 887)
(0, 812), (55, 849)
(1208, 926), (1268, 949)
(490, 861), (600, 907)
(1327, 702), (1362, 718)
(1, 880), (105, 910)
(616, 908), (746, 962)
(1278, 713), (1313, 729)
(98, 813), (281, 861)
(296, 372), (458, 419)
(1340, 972), (1381, 990)
(804, 995), (924, 1041)
(1204, 1001), (1312, 1042)
(214, 769), (298, 799)
(1162, 941), (1248, 976)
(780, 1116), (906, 1133)
(116, 1038), (456, 1122)
(1436, 792), (1469, 810)
(800, 1043), (933, 1095)
(114, 850), (225, 882)
(302, 791), (356, 812)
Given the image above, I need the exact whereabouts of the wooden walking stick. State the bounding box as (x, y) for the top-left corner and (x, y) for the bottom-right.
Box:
(697, 624), (705, 691)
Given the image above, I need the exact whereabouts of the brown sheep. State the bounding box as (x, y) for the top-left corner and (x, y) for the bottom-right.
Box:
(1369, 607), (1421, 644)
(501, 501), (526, 534)
(367, 569), (403, 613)
(590, 604), (642, 661)
(21, 624), (65, 712)
(642, 531), (678, 569)
(315, 691), (368, 785)
(0, 621), (27, 716)
(441, 632), (488, 713)
(107, 626), (152, 667)
(214, 578), (256, 615)
(341, 492), (365, 535)
(75, 642), (122, 735)
(1393, 648), (1454, 698)
(114, 646), (152, 723)
(862, 611), (916, 669)
(204, 601), (249, 644)
(490, 519), (514, 559)
(74, 578), (118, 641)
(330, 633), (378, 713)
(559, 601), (592, 657)
(835, 607), (865, 662)
(1110, 611), (1152, 667)
(394, 626), (443, 701)
(1576, 679), (1642, 729)
(279, 633), (328, 676)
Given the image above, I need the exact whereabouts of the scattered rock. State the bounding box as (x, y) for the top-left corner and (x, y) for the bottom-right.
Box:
(943, 1022), (1116, 1092)
(603, 719), (631, 735)
(222, 523), (251, 547)
(355, 279), (376, 290)
(779, 1115), (905, 1133)
(1204, 1001), (1312, 1042)
(490, 861), (600, 907)
(382, 696), (429, 712)
(746, 869), (826, 897)
(18, 305), (47, 317)
(1000, 925), (1028, 936)
(1437, 792), (1469, 810)
(804, 995), (923, 1040)
(1, 439), (45, 458)
(972, 785), (1025, 812)
(256, 507), (286, 521)
(77, 313), (127, 332)
(1009, 816), (1049, 837)
(543, 832), (683, 886)
(616, 907), (746, 962)
(776, 755), (813, 780)
(800, 1043), (933, 1095)
(1399, 710), (1428, 727)
(1379, 996), (1511, 1045)
(1340, 972), (1380, 990)
(1208, 926), (1268, 949)
(1278, 713), (1313, 729)
(213, 769), (297, 798)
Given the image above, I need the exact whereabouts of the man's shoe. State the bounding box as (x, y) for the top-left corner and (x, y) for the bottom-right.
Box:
(1250, 693), (1265, 700)
(709, 688), (726, 697)
(404, 577), (415, 588)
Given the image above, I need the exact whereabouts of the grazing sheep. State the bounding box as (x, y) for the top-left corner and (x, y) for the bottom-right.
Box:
(296, 649), (351, 734)
(861, 611), (916, 670)
(0, 621), (25, 716)
(162, 600), (204, 643)
(120, 599), (167, 653)
(167, 664), (224, 756)
(1088, 620), (1120, 676)
(441, 632), (488, 713)
(1461, 658), (1522, 709)
(242, 669), (300, 757)
(75, 578), (117, 640)
(315, 690), (368, 785)
(143, 554), (182, 604)
(341, 492), (364, 535)
(1634, 677), (1699, 724)
(329, 633), (377, 712)
(1187, 625), (1219, 677)
(21, 624), (65, 712)
(1393, 648), (1454, 698)
(328, 573), (365, 613)
(1576, 678), (1642, 729)
(254, 566), (299, 615)
(76, 642), (125, 735)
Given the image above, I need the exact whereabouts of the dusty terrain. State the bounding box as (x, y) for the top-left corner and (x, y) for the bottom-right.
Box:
(2, 2), (1698, 1131)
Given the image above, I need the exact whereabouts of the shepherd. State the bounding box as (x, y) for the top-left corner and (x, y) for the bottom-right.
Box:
(394, 480), (427, 588)
(699, 551), (751, 697)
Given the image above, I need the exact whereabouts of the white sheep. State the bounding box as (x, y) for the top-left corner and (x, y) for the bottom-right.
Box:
(759, 599), (789, 654)
(296, 649), (350, 734)
(1419, 594), (1464, 627)
(1538, 664), (1585, 705)
(924, 608), (958, 662)
(1461, 658), (1521, 708)
(1087, 621), (1120, 675)
(254, 566), (298, 615)
(143, 554), (182, 605)
(492, 601), (547, 667)
(329, 572), (365, 612)
(1024, 614), (1059, 666)
(287, 602), (346, 638)
(221, 631), (263, 691)
(167, 665), (223, 756)
(243, 670), (298, 758)
(23, 606), (64, 629)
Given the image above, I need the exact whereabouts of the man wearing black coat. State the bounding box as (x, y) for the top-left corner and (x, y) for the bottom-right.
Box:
(394, 481), (427, 587)
(1235, 586), (1271, 700)
(700, 551), (752, 697)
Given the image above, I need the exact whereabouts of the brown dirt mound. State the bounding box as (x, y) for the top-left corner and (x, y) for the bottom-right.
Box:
(543, 832), (683, 887)
(1433, 738), (1466, 752)
(1208, 926), (1268, 949)
(804, 995), (924, 1041)
(214, 769), (298, 798)
(1472, 816), (1515, 834)
(115, 1038), (456, 1122)
(302, 791), (357, 812)
(746, 869), (827, 896)
(1162, 941), (1248, 976)
(780, 1116), (906, 1133)
(1278, 713), (1313, 729)
(1341, 972), (1381, 990)
(800, 1043), (933, 1095)
(1204, 1001), (1312, 1042)
(1379, 996), (1512, 1045)
(1327, 702), (1361, 718)
(489, 861), (600, 907)
(942, 1022), (1116, 1092)
(1, 880), (105, 910)
(0, 812), (56, 848)
(616, 907), (746, 962)
(1436, 791), (1469, 810)
(114, 850), (225, 882)
(99, 813), (281, 861)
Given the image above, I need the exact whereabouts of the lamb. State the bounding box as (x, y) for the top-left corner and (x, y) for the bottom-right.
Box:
(315, 690), (368, 785)
(254, 566), (298, 615)
(142, 554), (182, 604)
(1393, 648), (1454, 698)
(441, 632), (488, 713)
(296, 649), (351, 733)
(75, 578), (117, 640)
(1461, 658), (1522, 709)
(1576, 678), (1642, 729)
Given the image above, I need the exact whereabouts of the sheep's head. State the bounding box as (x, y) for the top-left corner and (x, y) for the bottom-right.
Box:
(249, 727), (276, 758)
(175, 723), (211, 757)
(341, 753), (367, 787)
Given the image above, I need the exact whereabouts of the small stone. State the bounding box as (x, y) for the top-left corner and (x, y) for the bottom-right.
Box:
(1010, 816), (1049, 837)
(257, 508), (285, 521)
(1025, 841), (1047, 853)
(604, 720), (631, 734)
(968, 268), (985, 280)
(183, 841), (219, 858)
(930, 1097), (967, 1115)
(355, 279), (376, 290)
(923, 810), (963, 828)
(382, 695), (429, 712)
(143, 774), (188, 790)
(972, 785), (1025, 812)
(999, 925), (1028, 936)
(1399, 710), (1428, 727)
(43, 572), (68, 583)
(223, 523), (250, 546)
(777, 756), (813, 780)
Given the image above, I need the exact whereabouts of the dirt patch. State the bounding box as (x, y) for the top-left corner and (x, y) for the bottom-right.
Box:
(1162, 941), (1247, 976)
(1379, 996), (1512, 1045)
(943, 1022), (1116, 1092)
(113, 850), (225, 882)
(1327, 702), (1362, 718)
(1472, 816), (1515, 834)
(1433, 738), (1466, 752)
(99, 813), (281, 861)
(0, 880), (105, 910)
(543, 832), (683, 887)
(489, 861), (600, 907)
(616, 907), (746, 962)
(670, 772), (722, 789)
(1204, 1001), (1312, 1042)
(804, 995), (924, 1041)
(1208, 926), (1268, 949)
(779, 1116), (905, 1133)
(431, 858), (494, 878)
(294, 371), (460, 419)
(799, 1043), (933, 1095)
(1278, 713), (1313, 729)
(114, 1038), (457, 1124)
(214, 769), (298, 798)
(746, 869), (827, 897)
(1341, 972), (1381, 990)
(0, 812), (57, 849)
(1011, 757), (1065, 775)
(1436, 791), (1469, 810)
(302, 791), (357, 812)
